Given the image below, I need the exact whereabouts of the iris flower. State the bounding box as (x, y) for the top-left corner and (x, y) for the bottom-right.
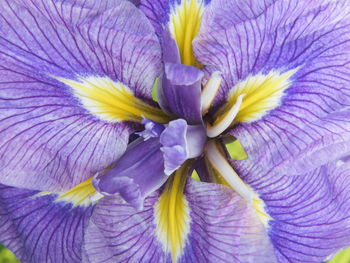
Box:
(0, 0), (350, 262)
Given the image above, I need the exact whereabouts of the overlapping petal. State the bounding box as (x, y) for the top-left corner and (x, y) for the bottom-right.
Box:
(194, 0), (350, 174)
(0, 184), (94, 263)
(84, 179), (275, 263)
(0, 0), (161, 191)
(223, 116), (350, 261)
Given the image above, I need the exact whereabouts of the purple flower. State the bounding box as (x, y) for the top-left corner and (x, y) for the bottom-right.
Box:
(0, 0), (350, 262)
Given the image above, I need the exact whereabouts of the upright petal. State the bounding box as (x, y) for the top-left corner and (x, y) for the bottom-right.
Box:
(140, 0), (211, 66)
(0, 0), (162, 191)
(84, 178), (275, 263)
(159, 63), (204, 123)
(0, 177), (99, 263)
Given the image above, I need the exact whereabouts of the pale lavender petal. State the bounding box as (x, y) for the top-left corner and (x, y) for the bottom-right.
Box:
(84, 179), (275, 263)
(161, 63), (204, 123)
(0, 0), (161, 191)
(0, 184), (93, 263)
(93, 138), (167, 211)
(160, 119), (188, 175)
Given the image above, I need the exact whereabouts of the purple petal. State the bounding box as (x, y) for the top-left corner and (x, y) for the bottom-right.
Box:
(93, 138), (168, 211)
(161, 28), (181, 64)
(260, 162), (350, 262)
(234, 109), (350, 180)
(84, 179), (275, 262)
(161, 63), (204, 123)
(0, 0), (161, 191)
(0, 183), (93, 263)
(194, 0), (350, 173)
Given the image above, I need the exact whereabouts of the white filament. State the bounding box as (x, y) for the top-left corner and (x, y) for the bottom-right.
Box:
(206, 94), (245, 138)
(206, 140), (254, 202)
(201, 71), (222, 114)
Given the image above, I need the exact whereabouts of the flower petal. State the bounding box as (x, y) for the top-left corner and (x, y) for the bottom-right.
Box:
(234, 109), (350, 180)
(0, 181), (96, 263)
(84, 178), (276, 262)
(259, 162), (350, 262)
(194, 1), (350, 120)
(140, 0), (210, 66)
(194, 0), (350, 172)
(0, 0), (162, 191)
(160, 62), (204, 123)
(93, 138), (168, 211)
(160, 119), (206, 175)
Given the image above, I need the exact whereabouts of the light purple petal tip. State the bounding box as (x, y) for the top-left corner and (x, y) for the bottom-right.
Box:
(160, 119), (206, 175)
(160, 119), (188, 175)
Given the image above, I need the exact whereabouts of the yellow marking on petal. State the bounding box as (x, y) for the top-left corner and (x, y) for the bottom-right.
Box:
(169, 0), (204, 66)
(253, 196), (271, 228)
(55, 177), (103, 207)
(155, 164), (191, 263)
(55, 76), (170, 123)
(215, 68), (298, 125)
(36, 177), (103, 208)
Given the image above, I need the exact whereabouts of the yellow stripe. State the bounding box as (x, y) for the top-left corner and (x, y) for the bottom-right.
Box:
(169, 0), (204, 67)
(37, 177), (103, 207)
(55, 76), (170, 124)
(214, 68), (298, 125)
(55, 177), (103, 207)
(155, 163), (191, 262)
(252, 197), (271, 228)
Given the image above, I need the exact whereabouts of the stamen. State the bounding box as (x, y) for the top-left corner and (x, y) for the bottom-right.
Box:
(206, 140), (271, 227)
(201, 71), (222, 114)
(206, 140), (254, 202)
(206, 94), (245, 138)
